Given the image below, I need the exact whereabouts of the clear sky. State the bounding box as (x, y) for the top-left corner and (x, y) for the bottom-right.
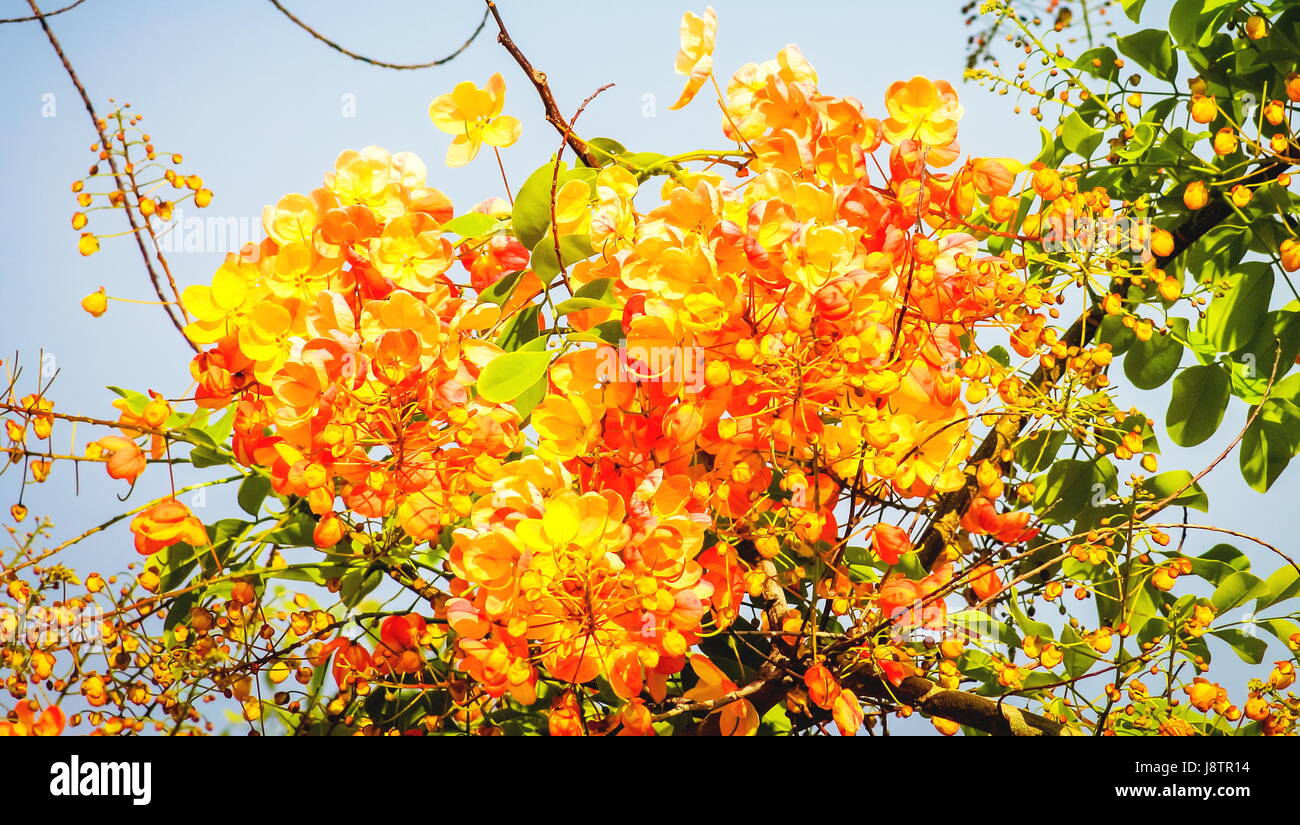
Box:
(2, 0), (1289, 731)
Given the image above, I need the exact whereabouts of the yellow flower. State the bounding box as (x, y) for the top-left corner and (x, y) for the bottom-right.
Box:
(669, 7), (718, 110)
(428, 73), (521, 167)
(81, 287), (108, 317)
(882, 76), (964, 148)
(367, 213), (453, 292)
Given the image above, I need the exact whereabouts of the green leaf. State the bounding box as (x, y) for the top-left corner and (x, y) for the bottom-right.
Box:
(1209, 628), (1268, 664)
(1128, 585), (1164, 646)
(1016, 429), (1066, 474)
(1231, 310), (1300, 403)
(512, 163), (561, 250)
(1060, 624), (1093, 679)
(586, 137), (628, 166)
(553, 297), (610, 315)
(1117, 29), (1177, 83)
(1190, 543), (1250, 586)
(1097, 314), (1136, 356)
(554, 277), (616, 315)
(1240, 415), (1294, 493)
(267, 508), (317, 548)
(1061, 111), (1102, 158)
(1030, 458), (1115, 525)
(439, 213), (498, 238)
(495, 304), (541, 352)
(890, 550), (924, 580)
(1073, 47), (1120, 82)
(1124, 329), (1183, 390)
(1258, 617), (1300, 644)
(759, 702), (792, 735)
(478, 270), (524, 306)
(237, 474), (272, 517)
(106, 385), (150, 414)
(1008, 594), (1054, 641)
(1210, 570), (1270, 612)
(154, 541), (198, 591)
(1166, 364), (1230, 447)
(1257, 564), (1300, 611)
(477, 350), (552, 404)
(511, 163), (598, 250)
(509, 338), (550, 419)
(340, 566), (382, 609)
(531, 233), (594, 286)
(568, 319), (625, 346)
(189, 443), (233, 468)
(1203, 262), (1274, 353)
(1121, 0), (1147, 23)
(1142, 470), (1209, 512)
(949, 610), (1019, 648)
(1169, 0), (1204, 45)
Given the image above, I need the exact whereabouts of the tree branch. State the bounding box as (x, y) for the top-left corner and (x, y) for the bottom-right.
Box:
(483, 0), (600, 168)
(266, 0), (489, 70)
(25, 0), (197, 351)
(0, 0), (83, 24)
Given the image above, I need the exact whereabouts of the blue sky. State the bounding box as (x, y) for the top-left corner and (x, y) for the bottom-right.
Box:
(2, 0), (1290, 731)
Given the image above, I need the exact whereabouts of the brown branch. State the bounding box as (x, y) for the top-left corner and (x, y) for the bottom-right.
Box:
(916, 154), (1295, 569)
(266, 0), (489, 70)
(484, 0), (600, 168)
(856, 674), (1066, 736)
(549, 83), (614, 290)
(25, 0), (197, 352)
(0, 0), (83, 24)
(682, 665), (1066, 736)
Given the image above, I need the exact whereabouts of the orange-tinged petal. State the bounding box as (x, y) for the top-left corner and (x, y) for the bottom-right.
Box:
(669, 7), (718, 110)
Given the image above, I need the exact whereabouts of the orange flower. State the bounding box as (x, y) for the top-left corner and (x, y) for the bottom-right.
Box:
(685, 654), (758, 735)
(669, 7), (718, 110)
(129, 498), (209, 556)
(0, 700), (65, 736)
(548, 692), (585, 737)
(804, 662), (841, 710)
(969, 564), (1003, 602)
(871, 522), (912, 565)
(618, 699), (656, 736)
(96, 436), (146, 484)
(1270, 661), (1296, 690)
(882, 76), (963, 148)
(832, 689), (863, 736)
(961, 497), (1038, 544)
(1184, 678), (1221, 712)
(313, 513), (346, 548)
(375, 613), (427, 676)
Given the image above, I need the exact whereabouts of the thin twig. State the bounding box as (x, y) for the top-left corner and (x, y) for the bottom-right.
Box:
(483, 0), (600, 168)
(266, 1), (489, 70)
(0, 0), (83, 24)
(25, 0), (197, 351)
(549, 83), (613, 290)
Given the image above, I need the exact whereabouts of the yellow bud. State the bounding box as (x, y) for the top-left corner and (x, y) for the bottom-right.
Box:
(81, 288), (108, 317)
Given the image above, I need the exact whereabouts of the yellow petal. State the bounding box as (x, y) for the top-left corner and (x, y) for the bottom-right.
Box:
(481, 115), (522, 149)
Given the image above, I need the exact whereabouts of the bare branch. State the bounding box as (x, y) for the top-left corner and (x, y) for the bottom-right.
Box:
(24, 0), (197, 351)
(484, 0), (600, 168)
(0, 0), (84, 24)
(265, 0), (489, 70)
